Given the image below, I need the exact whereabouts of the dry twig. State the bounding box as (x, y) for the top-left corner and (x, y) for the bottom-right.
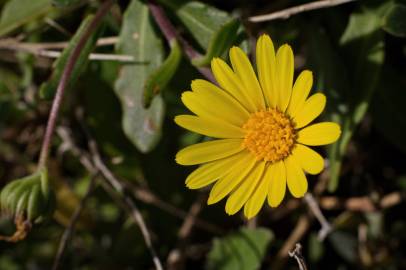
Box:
(249, 0), (357, 22)
(52, 174), (97, 270)
(288, 243), (308, 270)
(304, 193), (332, 241)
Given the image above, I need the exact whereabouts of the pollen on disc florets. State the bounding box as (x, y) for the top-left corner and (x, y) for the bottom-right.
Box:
(242, 108), (296, 162)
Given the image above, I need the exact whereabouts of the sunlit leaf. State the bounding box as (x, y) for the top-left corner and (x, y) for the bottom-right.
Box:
(0, 0), (52, 36)
(382, 4), (406, 37)
(206, 227), (273, 270)
(158, 0), (231, 50)
(192, 19), (240, 67)
(114, 0), (165, 153)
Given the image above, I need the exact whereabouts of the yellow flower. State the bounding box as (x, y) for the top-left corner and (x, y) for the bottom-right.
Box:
(175, 34), (341, 219)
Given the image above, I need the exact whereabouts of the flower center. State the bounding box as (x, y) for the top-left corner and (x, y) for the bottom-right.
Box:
(242, 108), (296, 162)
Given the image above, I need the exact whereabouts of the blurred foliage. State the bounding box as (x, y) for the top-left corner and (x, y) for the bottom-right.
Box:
(0, 0), (405, 269)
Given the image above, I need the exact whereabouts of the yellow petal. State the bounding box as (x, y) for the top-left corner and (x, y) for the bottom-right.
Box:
(211, 58), (257, 112)
(284, 155), (308, 198)
(291, 144), (324, 175)
(293, 93), (326, 128)
(208, 154), (256, 205)
(297, 122), (341, 146)
(176, 139), (244, 165)
(275, 44), (294, 112)
(287, 70), (313, 116)
(267, 161), (286, 207)
(225, 161), (266, 215)
(175, 115), (244, 138)
(256, 34), (277, 108)
(188, 79), (250, 126)
(244, 172), (270, 219)
(186, 151), (248, 189)
(229, 46), (265, 110)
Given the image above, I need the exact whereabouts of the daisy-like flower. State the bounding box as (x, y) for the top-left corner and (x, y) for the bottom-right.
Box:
(175, 34), (341, 219)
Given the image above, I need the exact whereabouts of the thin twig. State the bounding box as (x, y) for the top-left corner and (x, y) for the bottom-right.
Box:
(319, 192), (403, 212)
(271, 216), (311, 270)
(288, 243), (308, 270)
(304, 193), (332, 241)
(37, 50), (135, 62)
(51, 174), (97, 270)
(56, 126), (222, 234)
(167, 194), (206, 270)
(147, 0), (215, 82)
(0, 36), (119, 50)
(249, 0), (358, 22)
(0, 43), (135, 62)
(38, 0), (114, 168)
(78, 114), (163, 270)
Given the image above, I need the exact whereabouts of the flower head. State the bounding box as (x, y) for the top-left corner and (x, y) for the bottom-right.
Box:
(175, 34), (341, 219)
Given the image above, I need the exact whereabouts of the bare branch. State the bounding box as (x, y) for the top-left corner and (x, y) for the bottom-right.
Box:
(52, 174), (97, 270)
(249, 0), (357, 22)
(288, 243), (308, 270)
(304, 193), (332, 241)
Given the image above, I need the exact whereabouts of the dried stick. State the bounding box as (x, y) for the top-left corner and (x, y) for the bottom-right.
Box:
(271, 215), (311, 270)
(51, 174), (97, 270)
(319, 192), (403, 212)
(0, 36), (119, 50)
(249, 0), (357, 22)
(38, 0), (114, 168)
(304, 193), (332, 241)
(147, 0), (215, 82)
(56, 126), (222, 234)
(167, 194), (206, 269)
(288, 243), (308, 270)
(86, 133), (164, 270)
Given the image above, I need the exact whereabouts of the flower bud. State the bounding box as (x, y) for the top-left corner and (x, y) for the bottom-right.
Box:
(0, 168), (55, 242)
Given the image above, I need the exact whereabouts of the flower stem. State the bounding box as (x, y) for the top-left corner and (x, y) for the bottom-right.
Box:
(147, 0), (215, 82)
(38, 0), (114, 168)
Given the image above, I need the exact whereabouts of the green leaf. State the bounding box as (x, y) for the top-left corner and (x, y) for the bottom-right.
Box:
(143, 39), (182, 108)
(382, 4), (406, 37)
(328, 231), (357, 263)
(192, 18), (240, 67)
(51, 0), (80, 7)
(159, 0), (231, 50)
(0, 0), (52, 36)
(328, 6), (385, 192)
(114, 0), (165, 153)
(39, 15), (104, 99)
(206, 227), (273, 270)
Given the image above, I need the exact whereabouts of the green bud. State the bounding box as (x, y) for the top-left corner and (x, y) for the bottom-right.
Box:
(0, 168), (55, 242)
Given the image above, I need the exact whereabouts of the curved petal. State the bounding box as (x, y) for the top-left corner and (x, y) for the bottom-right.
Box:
(208, 153), (256, 205)
(293, 93), (326, 128)
(256, 34), (277, 108)
(229, 46), (265, 110)
(267, 161), (286, 207)
(225, 161), (266, 215)
(175, 115), (244, 138)
(287, 70), (313, 116)
(284, 155), (308, 198)
(186, 151), (249, 189)
(211, 58), (257, 112)
(297, 122), (341, 146)
(188, 79), (250, 126)
(244, 170), (270, 219)
(275, 44), (294, 112)
(291, 144), (324, 175)
(176, 139), (244, 165)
